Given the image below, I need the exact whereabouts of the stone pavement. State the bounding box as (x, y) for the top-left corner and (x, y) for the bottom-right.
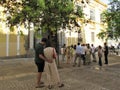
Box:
(0, 55), (120, 90)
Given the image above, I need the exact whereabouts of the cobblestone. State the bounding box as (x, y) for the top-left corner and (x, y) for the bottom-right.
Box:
(0, 55), (120, 90)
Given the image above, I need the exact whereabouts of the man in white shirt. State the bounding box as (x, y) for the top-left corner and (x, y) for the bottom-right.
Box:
(91, 44), (97, 62)
(81, 44), (86, 65)
(73, 43), (82, 67)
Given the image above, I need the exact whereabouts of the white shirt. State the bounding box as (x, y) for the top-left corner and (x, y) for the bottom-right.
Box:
(91, 46), (96, 53)
(76, 45), (82, 54)
(80, 46), (86, 54)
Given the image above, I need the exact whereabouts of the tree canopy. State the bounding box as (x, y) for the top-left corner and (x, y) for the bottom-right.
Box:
(98, 0), (120, 40)
(0, 0), (84, 35)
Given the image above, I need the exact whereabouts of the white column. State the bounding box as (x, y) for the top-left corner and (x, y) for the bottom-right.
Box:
(95, 7), (100, 23)
(29, 23), (34, 49)
(83, 0), (90, 20)
(17, 25), (20, 55)
(6, 27), (9, 56)
(58, 29), (62, 48)
(84, 24), (90, 43)
(62, 29), (65, 45)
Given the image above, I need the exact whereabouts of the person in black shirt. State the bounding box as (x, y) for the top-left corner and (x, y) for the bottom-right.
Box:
(34, 38), (52, 88)
(104, 42), (109, 65)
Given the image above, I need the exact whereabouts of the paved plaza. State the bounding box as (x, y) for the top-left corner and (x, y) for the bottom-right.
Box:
(0, 55), (120, 90)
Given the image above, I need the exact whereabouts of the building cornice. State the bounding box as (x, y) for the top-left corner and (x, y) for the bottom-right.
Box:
(95, 0), (107, 7)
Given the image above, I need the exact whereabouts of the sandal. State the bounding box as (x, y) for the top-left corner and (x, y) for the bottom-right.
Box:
(48, 85), (53, 89)
(40, 81), (44, 84)
(58, 83), (64, 88)
(35, 84), (44, 88)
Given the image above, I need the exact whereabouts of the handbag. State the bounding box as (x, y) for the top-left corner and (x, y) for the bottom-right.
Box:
(53, 48), (56, 59)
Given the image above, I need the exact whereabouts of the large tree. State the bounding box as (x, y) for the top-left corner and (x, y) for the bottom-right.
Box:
(0, 0), (83, 34)
(0, 0), (84, 66)
(0, 0), (84, 48)
(97, 0), (120, 40)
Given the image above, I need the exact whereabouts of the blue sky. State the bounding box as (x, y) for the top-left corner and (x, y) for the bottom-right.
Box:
(100, 0), (109, 4)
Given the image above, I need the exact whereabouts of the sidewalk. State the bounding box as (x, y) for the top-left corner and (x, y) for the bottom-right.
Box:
(0, 55), (120, 90)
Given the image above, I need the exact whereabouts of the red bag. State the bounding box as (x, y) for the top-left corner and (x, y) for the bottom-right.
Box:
(53, 48), (56, 59)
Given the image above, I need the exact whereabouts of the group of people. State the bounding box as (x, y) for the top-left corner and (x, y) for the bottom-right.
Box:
(34, 37), (109, 89)
(61, 42), (109, 67)
(34, 38), (64, 89)
(109, 43), (120, 55)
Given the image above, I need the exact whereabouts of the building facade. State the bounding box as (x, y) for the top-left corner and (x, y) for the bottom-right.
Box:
(0, 5), (27, 57)
(58, 0), (107, 47)
(0, 0), (107, 57)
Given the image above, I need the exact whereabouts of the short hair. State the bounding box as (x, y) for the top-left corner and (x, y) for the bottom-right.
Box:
(104, 42), (107, 45)
(41, 38), (47, 43)
(78, 43), (80, 45)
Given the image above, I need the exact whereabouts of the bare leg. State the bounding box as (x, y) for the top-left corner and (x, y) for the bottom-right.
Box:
(36, 72), (42, 87)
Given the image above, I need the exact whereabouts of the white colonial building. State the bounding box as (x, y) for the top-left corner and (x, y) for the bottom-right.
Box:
(0, 0), (107, 57)
(58, 0), (107, 48)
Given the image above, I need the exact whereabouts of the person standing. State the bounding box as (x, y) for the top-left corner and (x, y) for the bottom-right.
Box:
(66, 46), (71, 64)
(85, 44), (91, 65)
(73, 43), (82, 67)
(91, 44), (97, 62)
(34, 38), (52, 88)
(70, 45), (75, 63)
(44, 43), (64, 89)
(81, 44), (86, 65)
(61, 44), (66, 62)
(117, 43), (120, 49)
(98, 45), (103, 68)
(104, 42), (109, 65)
(117, 43), (120, 56)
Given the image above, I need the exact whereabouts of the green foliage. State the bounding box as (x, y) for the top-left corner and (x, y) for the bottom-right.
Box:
(98, 0), (120, 40)
(9, 26), (14, 32)
(0, 0), (83, 36)
(39, 0), (75, 32)
(37, 0), (45, 9)
(76, 6), (84, 18)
